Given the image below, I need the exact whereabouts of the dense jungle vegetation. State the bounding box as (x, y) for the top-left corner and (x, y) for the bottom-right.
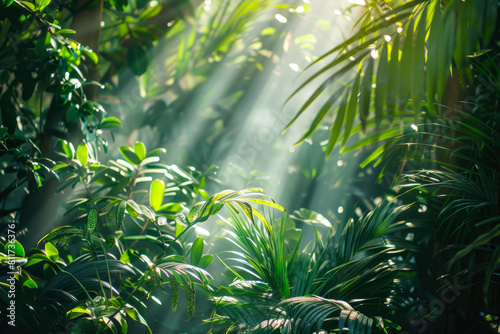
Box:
(0, 0), (499, 333)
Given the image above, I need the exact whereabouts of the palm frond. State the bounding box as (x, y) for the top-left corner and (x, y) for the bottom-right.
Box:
(399, 167), (500, 306)
(285, 0), (498, 158)
(315, 202), (416, 305)
(254, 296), (377, 334)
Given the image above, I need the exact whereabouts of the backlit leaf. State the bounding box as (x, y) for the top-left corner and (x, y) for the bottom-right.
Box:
(45, 242), (59, 262)
(134, 142), (146, 161)
(76, 142), (88, 166)
(4, 240), (25, 258)
(150, 179), (165, 211)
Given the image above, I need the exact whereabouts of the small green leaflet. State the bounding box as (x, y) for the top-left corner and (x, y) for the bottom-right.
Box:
(169, 274), (179, 312)
(190, 237), (203, 266)
(116, 201), (126, 230)
(87, 209), (98, 233)
(76, 142), (88, 166)
(45, 242), (59, 262)
(150, 179), (165, 211)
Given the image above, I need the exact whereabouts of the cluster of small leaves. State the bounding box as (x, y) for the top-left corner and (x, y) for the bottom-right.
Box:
(0, 135), (292, 332)
(0, 238), (138, 333)
(0, 0), (121, 224)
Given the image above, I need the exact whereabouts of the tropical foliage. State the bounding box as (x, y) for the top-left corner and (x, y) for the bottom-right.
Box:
(1, 0), (500, 333)
(283, 0), (500, 333)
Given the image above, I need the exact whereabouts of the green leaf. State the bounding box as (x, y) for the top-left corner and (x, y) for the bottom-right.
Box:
(134, 142), (146, 161)
(150, 179), (165, 211)
(87, 209), (98, 233)
(60, 140), (75, 159)
(437, 2), (456, 100)
(374, 44), (388, 125)
(412, 7), (427, 114)
(23, 279), (37, 289)
(326, 90), (348, 156)
(19, 0), (35, 11)
(343, 126), (401, 153)
(125, 307), (152, 334)
(45, 242), (59, 262)
(283, 52), (368, 136)
(139, 5), (162, 20)
(243, 198), (286, 212)
(67, 306), (91, 320)
(127, 45), (148, 76)
(290, 208), (332, 228)
(109, 0), (126, 10)
(139, 204), (155, 221)
(449, 222), (500, 270)
(425, 3), (442, 115)
(76, 142), (88, 166)
(180, 276), (195, 318)
(400, 18), (414, 105)
(190, 237), (203, 266)
(169, 274), (179, 312)
(341, 72), (361, 151)
(359, 137), (399, 168)
(35, 0), (50, 11)
(0, 0), (15, 8)
(55, 29), (75, 35)
(197, 254), (213, 269)
(116, 201), (126, 230)
(4, 240), (25, 257)
(359, 56), (374, 131)
(39, 226), (84, 246)
(82, 48), (98, 64)
(60, 44), (78, 63)
(294, 87), (343, 146)
(146, 148), (166, 157)
(158, 203), (182, 213)
(483, 0), (498, 45)
(175, 216), (186, 237)
(106, 235), (116, 250)
(387, 34), (400, 121)
(126, 200), (140, 217)
(119, 146), (141, 165)
(99, 117), (121, 129)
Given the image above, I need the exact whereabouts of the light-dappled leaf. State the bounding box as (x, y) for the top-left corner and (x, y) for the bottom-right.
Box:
(4, 240), (25, 257)
(87, 209), (98, 233)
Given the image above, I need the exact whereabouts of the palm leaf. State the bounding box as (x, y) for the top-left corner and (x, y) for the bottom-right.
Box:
(285, 0), (498, 159)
